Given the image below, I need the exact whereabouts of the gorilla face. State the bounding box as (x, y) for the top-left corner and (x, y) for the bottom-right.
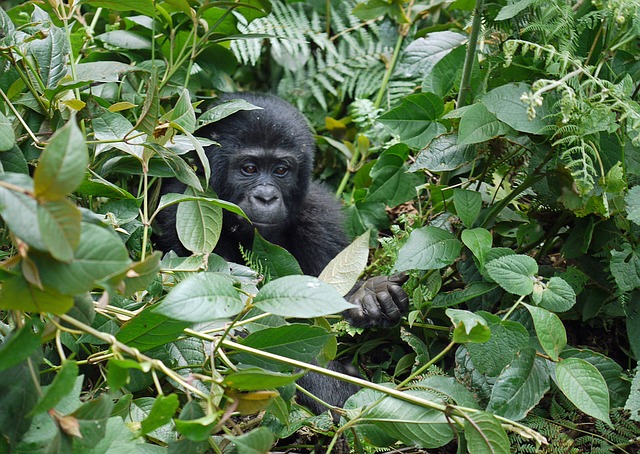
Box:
(222, 147), (299, 239)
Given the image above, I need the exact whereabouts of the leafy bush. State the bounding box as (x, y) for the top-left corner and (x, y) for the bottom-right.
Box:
(0, 0), (639, 452)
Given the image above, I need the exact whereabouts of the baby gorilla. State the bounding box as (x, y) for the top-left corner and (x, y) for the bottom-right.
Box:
(154, 93), (408, 414)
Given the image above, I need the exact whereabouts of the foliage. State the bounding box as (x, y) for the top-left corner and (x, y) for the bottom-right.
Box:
(0, 0), (639, 452)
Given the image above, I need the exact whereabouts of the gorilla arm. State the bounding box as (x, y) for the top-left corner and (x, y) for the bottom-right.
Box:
(289, 182), (409, 328)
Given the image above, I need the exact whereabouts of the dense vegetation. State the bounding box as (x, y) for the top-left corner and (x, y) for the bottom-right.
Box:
(0, 0), (639, 452)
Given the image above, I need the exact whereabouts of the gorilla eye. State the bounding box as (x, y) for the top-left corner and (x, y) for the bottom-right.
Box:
(273, 166), (289, 176)
(242, 164), (258, 175)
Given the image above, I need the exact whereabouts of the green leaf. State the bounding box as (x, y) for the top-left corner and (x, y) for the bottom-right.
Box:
(154, 272), (244, 322)
(481, 83), (549, 134)
(198, 99), (262, 128)
(0, 111), (15, 151)
(251, 231), (303, 280)
(485, 254), (538, 296)
(394, 226), (462, 272)
(366, 162), (423, 206)
(140, 394), (180, 436)
(116, 306), (189, 351)
(454, 189), (482, 228)
(319, 231), (370, 296)
(28, 24), (69, 88)
(378, 92), (446, 149)
(625, 186), (640, 225)
(0, 174), (46, 251)
(486, 347), (550, 420)
(32, 223), (131, 295)
(95, 30), (152, 49)
(0, 319), (42, 371)
(37, 199), (82, 262)
(120, 252), (162, 296)
(34, 119), (88, 200)
(223, 368), (304, 391)
(556, 357), (611, 424)
(523, 303), (566, 361)
(235, 324), (332, 372)
(495, 0), (535, 20)
(461, 228), (492, 267)
(156, 192), (248, 221)
(627, 292), (640, 360)
(174, 401), (216, 442)
(464, 411), (510, 454)
(30, 360), (78, 415)
(227, 427), (275, 454)
(162, 88), (197, 133)
(253, 275), (355, 317)
(446, 309), (491, 343)
(359, 387), (454, 448)
(458, 102), (513, 145)
(176, 188), (223, 254)
(0, 273), (73, 314)
(397, 31), (466, 78)
(422, 45), (466, 98)
(92, 110), (144, 159)
(80, 0), (155, 15)
(610, 243), (640, 292)
(466, 313), (529, 376)
(532, 276), (576, 312)
(562, 348), (629, 408)
(409, 133), (476, 172)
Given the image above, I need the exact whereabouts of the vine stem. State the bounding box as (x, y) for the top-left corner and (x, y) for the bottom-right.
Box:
(374, 31), (405, 110)
(58, 314), (209, 400)
(457, 0), (485, 108)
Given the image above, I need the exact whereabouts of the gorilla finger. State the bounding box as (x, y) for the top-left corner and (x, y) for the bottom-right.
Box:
(388, 285), (410, 313)
(375, 291), (402, 322)
(389, 272), (409, 285)
(361, 293), (383, 324)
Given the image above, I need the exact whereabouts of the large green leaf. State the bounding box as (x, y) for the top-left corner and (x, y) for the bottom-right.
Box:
(253, 275), (355, 317)
(523, 303), (566, 361)
(252, 231), (302, 280)
(37, 199), (82, 263)
(378, 92), (446, 149)
(481, 83), (550, 134)
(176, 188), (223, 255)
(27, 18), (69, 88)
(80, 0), (155, 15)
(0, 111), (15, 151)
(227, 427), (275, 454)
(458, 102), (513, 145)
(409, 133), (476, 172)
(116, 307), (189, 352)
(454, 189), (482, 228)
(0, 273), (73, 314)
(357, 387), (454, 448)
(32, 223), (131, 295)
(486, 347), (550, 421)
(234, 324), (332, 372)
(155, 272), (244, 322)
(34, 119), (88, 201)
(556, 357), (611, 424)
(0, 174), (45, 251)
(464, 411), (510, 454)
(485, 254), (538, 296)
(319, 231), (369, 296)
(394, 226), (462, 272)
(29, 360), (79, 416)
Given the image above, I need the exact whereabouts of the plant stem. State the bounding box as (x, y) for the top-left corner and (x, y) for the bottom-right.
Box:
(374, 31), (405, 109)
(457, 0), (485, 108)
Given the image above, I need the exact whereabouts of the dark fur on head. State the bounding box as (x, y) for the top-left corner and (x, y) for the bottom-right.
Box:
(199, 93), (314, 212)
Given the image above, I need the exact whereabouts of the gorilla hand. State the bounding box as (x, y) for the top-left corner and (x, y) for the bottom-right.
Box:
(343, 272), (409, 328)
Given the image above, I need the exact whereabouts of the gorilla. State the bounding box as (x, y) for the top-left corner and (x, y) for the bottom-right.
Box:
(154, 93), (409, 414)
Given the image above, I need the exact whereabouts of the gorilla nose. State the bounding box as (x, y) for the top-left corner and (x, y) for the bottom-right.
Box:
(252, 186), (280, 206)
